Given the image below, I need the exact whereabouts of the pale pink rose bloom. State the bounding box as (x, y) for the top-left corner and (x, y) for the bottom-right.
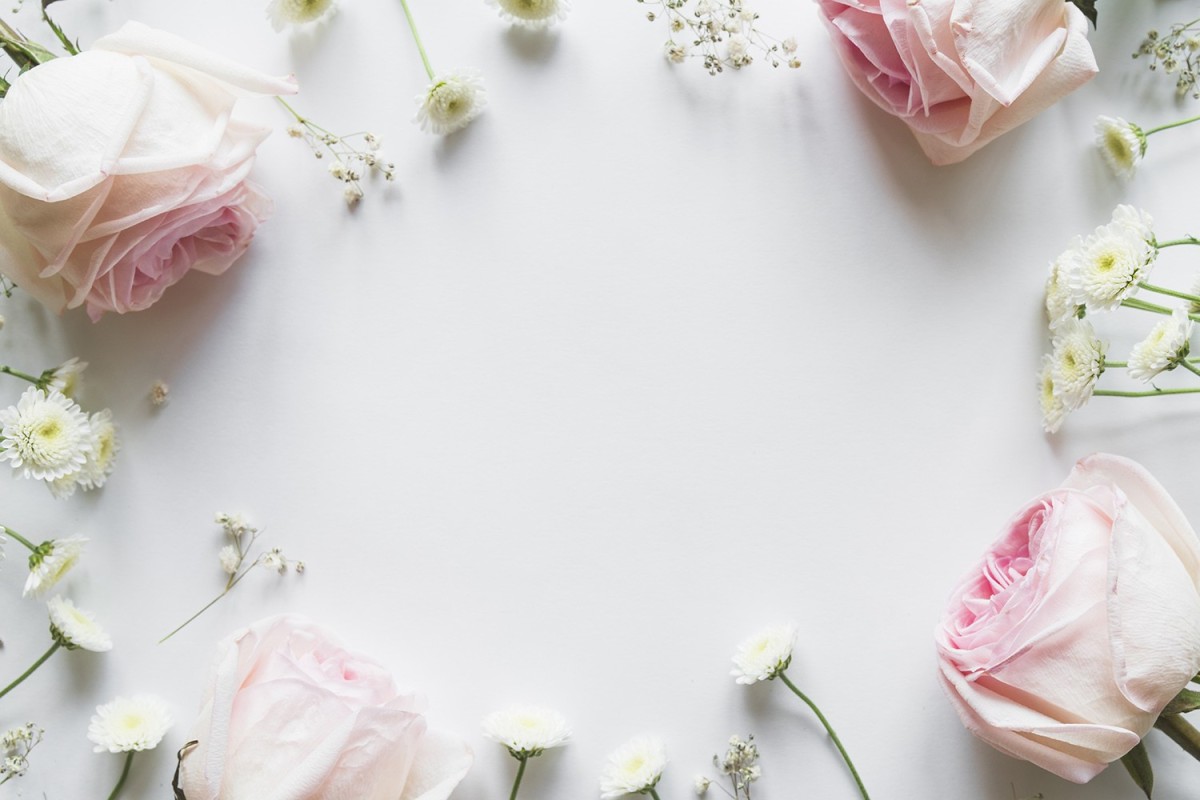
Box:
(815, 0), (1098, 165)
(180, 615), (473, 800)
(0, 22), (298, 320)
(936, 454), (1200, 783)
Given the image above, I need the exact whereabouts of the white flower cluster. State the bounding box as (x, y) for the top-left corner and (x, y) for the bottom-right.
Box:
(1135, 20), (1200, 99)
(698, 735), (761, 798)
(638, 0), (799, 75)
(416, 71), (488, 136)
(600, 735), (668, 798)
(0, 358), (119, 499)
(285, 117), (396, 207)
(1037, 205), (1198, 432)
(0, 724), (42, 786)
(487, 0), (569, 30)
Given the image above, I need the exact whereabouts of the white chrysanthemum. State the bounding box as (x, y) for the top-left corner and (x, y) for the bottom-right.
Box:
(47, 595), (111, 652)
(1128, 308), (1194, 382)
(488, 0), (569, 30)
(1095, 116), (1146, 179)
(87, 695), (172, 753)
(24, 536), (87, 598)
(0, 387), (93, 481)
(1038, 355), (1068, 434)
(731, 624), (796, 684)
(218, 545), (241, 575)
(77, 410), (118, 490)
(45, 358), (86, 398)
(267, 0), (337, 31)
(1044, 252), (1081, 330)
(482, 706), (571, 757)
(600, 735), (668, 799)
(1065, 206), (1157, 313)
(414, 71), (487, 135)
(1049, 319), (1106, 411)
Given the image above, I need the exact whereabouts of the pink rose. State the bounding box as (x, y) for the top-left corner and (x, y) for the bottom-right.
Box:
(180, 615), (473, 800)
(936, 454), (1200, 783)
(0, 22), (297, 320)
(815, 0), (1098, 165)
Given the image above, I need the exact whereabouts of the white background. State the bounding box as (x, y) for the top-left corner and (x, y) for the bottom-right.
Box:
(3, 0), (1200, 798)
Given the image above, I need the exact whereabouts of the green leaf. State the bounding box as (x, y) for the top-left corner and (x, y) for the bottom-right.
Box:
(1068, 0), (1097, 28)
(1164, 689), (1200, 716)
(1120, 741), (1154, 798)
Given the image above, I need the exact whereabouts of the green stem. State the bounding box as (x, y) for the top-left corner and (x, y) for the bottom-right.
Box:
(1145, 114), (1200, 136)
(647, 789), (662, 800)
(159, 561), (259, 643)
(1121, 298), (1200, 323)
(1094, 387), (1200, 397)
(778, 671), (870, 800)
(1182, 360), (1200, 379)
(1105, 361), (1128, 369)
(1157, 237), (1200, 249)
(1155, 715), (1200, 761)
(508, 756), (528, 800)
(397, 0), (436, 79)
(1140, 282), (1200, 304)
(0, 641), (59, 701)
(0, 365), (43, 385)
(41, 8), (79, 56)
(1, 526), (38, 553)
(105, 751), (134, 800)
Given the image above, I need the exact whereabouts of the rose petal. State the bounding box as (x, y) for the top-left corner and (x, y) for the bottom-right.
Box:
(399, 730), (474, 800)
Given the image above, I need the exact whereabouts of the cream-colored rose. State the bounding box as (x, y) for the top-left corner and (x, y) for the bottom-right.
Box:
(0, 22), (296, 320)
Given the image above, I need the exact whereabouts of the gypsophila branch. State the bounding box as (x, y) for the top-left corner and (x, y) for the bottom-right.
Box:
(1136, 18), (1200, 99)
(0, 724), (43, 785)
(637, 0), (800, 75)
(275, 97), (394, 207)
(160, 513), (303, 643)
(777, 671), (870, 800)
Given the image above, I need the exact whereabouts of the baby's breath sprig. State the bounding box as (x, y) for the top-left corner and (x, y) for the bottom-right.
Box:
(276, 97), (395, 207)
(0, 723), (43, 786)
(1135, 18), (1200, 99)
(159, 513), (304, 643)
(695, 735), (761, 799)
(636, 0), (799, 76)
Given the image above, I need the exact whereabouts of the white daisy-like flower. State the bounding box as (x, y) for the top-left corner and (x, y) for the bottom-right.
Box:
(414, 71), (487, 135)
(1049, 319), (1106, 411)
(87, 695), (172, 753)
(1038, 355), (1068, 434)
(78, 409), (118, 490)
(47, 596), (112, 652)
(1044, 251), (1081, 330)
(1094, 116), (1146, 179)
(482, 706), (572, 757)
(266, 0), (337, 31)
(44, 357), (86, 398)
(600, 735), (668, 799)
(1128, 308), (1194, 382)
(1065, 205), (1157, 313)
(731, 623), (796, 684)
(487, 0), (569, 30)
(0, 387), (93, 481)
(24, 536), (87, 598)
(218, 545), (241, 575)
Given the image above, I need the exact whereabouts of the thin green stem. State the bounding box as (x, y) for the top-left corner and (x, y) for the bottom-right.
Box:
(0, 365), (43, 385)
(1183, 360), (1200, 379)
(1145, 114), (1200, 136)
(0, 641), (59, 701)
(159, 563), (258, 643)
(1, 526), (38, 553)
(1105, 361), (1128, 369)
(647, 789), (662, 800)
(1155, 715), (1200, 762)
(41, 9), (78, 55)
(1121, 298), (1200, 323)
(1140, 282), (1200, 304)
(1157, 237), (1200, 249)
(778, 671), (870, 800)
(397, 0), (435, 79)
(508, 756), (528, 800)
(1094, 387), (1200, 397)
(105, 751), (134, 800)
